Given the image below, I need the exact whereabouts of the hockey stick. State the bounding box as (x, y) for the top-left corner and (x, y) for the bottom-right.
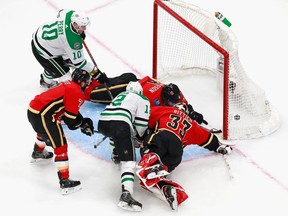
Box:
(82, 39), (114, 100)
(94, 136), (108, 149)
(222, 154), (234, 179)
(199, 124), (222, 134)
(61, 123), (101, 135)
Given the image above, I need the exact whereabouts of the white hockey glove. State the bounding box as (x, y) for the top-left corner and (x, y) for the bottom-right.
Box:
(216, 144), (232, 154)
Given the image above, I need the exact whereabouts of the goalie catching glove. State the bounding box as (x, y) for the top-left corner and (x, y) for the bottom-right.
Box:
(187, 104), (208, 125)
(80, 118), (94, 136)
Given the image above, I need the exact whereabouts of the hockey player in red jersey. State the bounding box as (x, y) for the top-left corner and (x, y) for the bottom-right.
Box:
(85, 72), (207, 125)
(84, 72), (138, 103)
(27, 68), (94, 195)
(135, 103), (232, 210)
(84, 72), (208, 164)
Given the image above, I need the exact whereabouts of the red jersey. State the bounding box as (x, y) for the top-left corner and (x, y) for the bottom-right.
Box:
(148, 106), (210, 148)
(139, 76), (188, 106)
(29, 80), (85, 122)
(84, 75), (188, 106)
(84, 78), (101, 101)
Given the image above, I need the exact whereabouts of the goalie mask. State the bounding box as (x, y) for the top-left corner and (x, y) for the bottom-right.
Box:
(161, 83), (181, 106)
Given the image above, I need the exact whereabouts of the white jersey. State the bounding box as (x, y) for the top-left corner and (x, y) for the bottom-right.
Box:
(32, 9), (94, 72)
(99, 91), (150, 137)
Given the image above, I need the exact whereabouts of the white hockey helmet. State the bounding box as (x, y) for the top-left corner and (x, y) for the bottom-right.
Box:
(126, 81), (143, 94)
(71, 11), (90, 27)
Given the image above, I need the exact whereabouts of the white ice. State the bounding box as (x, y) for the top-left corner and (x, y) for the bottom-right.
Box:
(1, 0), (288, 215)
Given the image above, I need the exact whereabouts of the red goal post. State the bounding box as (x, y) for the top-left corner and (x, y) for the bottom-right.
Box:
(152, 0), (280, 140)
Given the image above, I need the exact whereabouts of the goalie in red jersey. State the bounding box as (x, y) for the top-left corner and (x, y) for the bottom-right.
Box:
(135, 103), (232, 211)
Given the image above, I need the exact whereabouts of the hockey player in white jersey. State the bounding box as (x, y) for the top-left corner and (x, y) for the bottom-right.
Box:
(31, 9), (108, 88)
(98, 81), (150, 212)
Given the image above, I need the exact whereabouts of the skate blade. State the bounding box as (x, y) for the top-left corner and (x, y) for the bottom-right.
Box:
(61, 185), (82, 195)
(30, 157), (53, 164)
(147, 170), (169, 179)
(118, 201), (142, 212)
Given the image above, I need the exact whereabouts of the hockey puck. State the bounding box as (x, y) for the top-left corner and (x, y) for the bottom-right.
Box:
(234, 114), (240, 120)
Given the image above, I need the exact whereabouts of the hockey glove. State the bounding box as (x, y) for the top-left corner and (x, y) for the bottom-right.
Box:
(189, 111), (208, 125)
(80, 32), (86, 40)
(63, 59), (74, 68)
(187, 104), (194, 113)
(91, 69), (109, 84)
(80, 118), (94, 136)
(216, 145), (232, 154)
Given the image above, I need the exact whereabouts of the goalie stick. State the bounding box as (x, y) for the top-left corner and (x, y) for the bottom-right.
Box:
(199, 124), (222, 134)
(82, 39), (114, 100)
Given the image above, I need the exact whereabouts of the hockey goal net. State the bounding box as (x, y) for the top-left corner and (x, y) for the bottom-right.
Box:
(152, 0), (280, 140)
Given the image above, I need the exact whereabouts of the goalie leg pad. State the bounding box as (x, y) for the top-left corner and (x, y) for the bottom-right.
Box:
(137, 152), (161, 168)
(136, 152), (169, 188)
(146, 164), (169, 180)
(160, 179), (189, 206)
(141, 179), (188, 210)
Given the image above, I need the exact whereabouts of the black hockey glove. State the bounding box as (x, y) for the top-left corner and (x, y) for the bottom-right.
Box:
(63, 59), (74, 67)
(80, 118), (94, 136)
(189, 111), (208, 125)
(187, 104), (194, 113)
(80, 32), (86, 40)
(92, 69), (109, 84)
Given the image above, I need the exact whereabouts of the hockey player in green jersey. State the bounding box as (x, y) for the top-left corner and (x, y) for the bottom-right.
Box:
(31, 9), (108, 88)
(98, 81), (150, 212)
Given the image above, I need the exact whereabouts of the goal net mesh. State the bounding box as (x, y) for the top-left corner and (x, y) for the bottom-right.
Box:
(153, 0), (280, 139)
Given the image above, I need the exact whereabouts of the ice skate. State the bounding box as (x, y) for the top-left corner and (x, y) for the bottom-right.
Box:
(40, 74), (58, 88)
(162, 185), (178, 210)
(30, 149), (54, 163)
(118, 190), (142, 212)
(58, 172), (82, 195)
(111, 148), (120, 165)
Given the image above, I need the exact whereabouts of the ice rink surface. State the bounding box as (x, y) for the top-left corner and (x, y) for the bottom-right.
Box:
(1, 0), (288, 215)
